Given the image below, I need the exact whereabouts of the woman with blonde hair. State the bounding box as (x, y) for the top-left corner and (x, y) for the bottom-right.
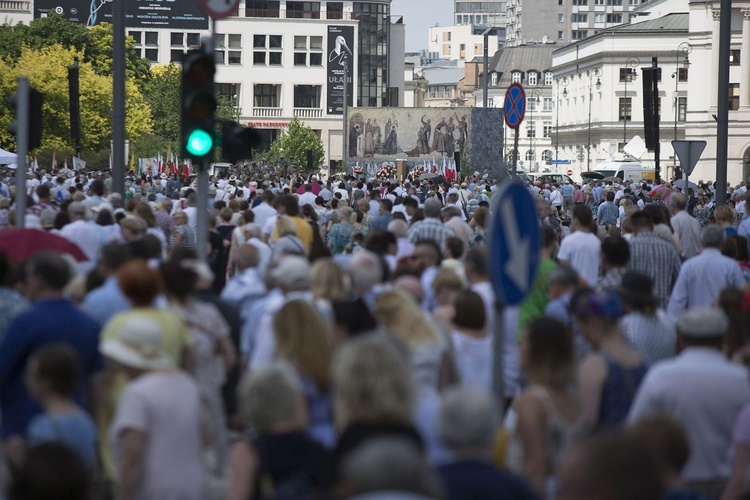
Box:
(430, 268), (465, 333)
(272, 214), (305, 262)
(273, 299), (335, 448)
(311, 258), (349, 302)
(332, 334), (421, 463)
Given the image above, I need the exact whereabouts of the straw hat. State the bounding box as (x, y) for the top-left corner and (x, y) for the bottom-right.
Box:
(99, 316), (171, 370)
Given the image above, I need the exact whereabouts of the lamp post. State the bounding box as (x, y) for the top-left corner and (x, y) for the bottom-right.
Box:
(555, 77), (569, 166)
(529, 88), (542, 171)
(622, 57), (639, 147)
(586, 68), (602, 172)
(673, 42), (692, 163)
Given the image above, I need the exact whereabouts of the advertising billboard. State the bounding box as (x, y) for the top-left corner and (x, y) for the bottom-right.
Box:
(326, 25), (355, 115)
(35, 0), (210, 30)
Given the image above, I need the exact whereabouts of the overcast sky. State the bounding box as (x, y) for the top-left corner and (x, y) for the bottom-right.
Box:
(391, 0), (453, 52)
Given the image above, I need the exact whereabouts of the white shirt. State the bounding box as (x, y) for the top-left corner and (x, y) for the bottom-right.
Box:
(558, 230), (601, 286)
(59, 220), (102, 276)
(628, 348), (750, 482)
(298, 191), (317, 207)
(451, 330), (493, 391)
(252, 202), (277, 233)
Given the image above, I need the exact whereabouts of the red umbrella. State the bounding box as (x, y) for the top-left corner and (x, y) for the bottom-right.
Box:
(296, 183), (322, 195)
(0, 228), (88, 262)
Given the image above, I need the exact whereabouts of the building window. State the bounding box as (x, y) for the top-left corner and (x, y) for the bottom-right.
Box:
(678, 96), (687, 121)
(529, 98), (538, 111)
(286, 1), (321, 19)
(254, 84), (280, 107)
(545, 72), (553, 85)
(293, 35), (323, 66)
(572, 30), (587, 39)
(619, 97), (632, 121)
(730, 83), (740, 110)
(169, 32), (200, 62)
(246, 0), (280, 17)
(130, 31), (159, 62)
(572, 13), (588, 22)
(606, 0), (623, 5)
(491, 72), (498, 86)
(253, 35), (282, 65)
(595, 0), (605, 5)
(215, 34), (242, 65)
(595, 13), (605, 23)
(326, 2), (343, 19)
(526, 149), (536, 161)
(606, 13), (622, 23)
(427, 85), (453, 99)
(528, 72), (538, 85)
(543, 122), (553, 137)
(294, 85), (321, 108)
(678, 68), (688, 82)
(559, 0), (564, 5)
(730, 50), (741, 66)
(543, 97), (553, 111)
(558, 31), (564, 40)
(558, 14), (564, 22)
(511, 71), (522, 84)
(216, 83), (240, 105)
(572, 0), (588, 5)
(619, 67), (636, 82)
(629, 0), (639, 4)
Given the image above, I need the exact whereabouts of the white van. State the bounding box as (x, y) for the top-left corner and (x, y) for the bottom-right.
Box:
(595, 161), (655, 184)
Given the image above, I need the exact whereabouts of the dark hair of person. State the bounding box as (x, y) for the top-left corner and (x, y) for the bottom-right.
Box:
(629, 210), (654, 230)
(95, 209), (115, 226)
(26, 252), (71, 291)
(572, 205), (593, 227)
(453, 289), (486, 330)
(542, 225), (558, 249)
(601, 235), (630, 267)
(9, 442), (90, 500)
(332, 298), (378, 338)
(53, 211), (70, 230)
(524, 317), (575, 389)
(722, 235), (750, 262)
(31, 344), (80, 398)
(160, 261), (196, 301)
(444, 236), (464, 260)
(464, 247), (488, 277)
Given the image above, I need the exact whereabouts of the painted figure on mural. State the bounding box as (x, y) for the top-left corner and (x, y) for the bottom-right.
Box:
(432, 116), (446, 153)
(383, 120), (398, 155)
(455, 114), (468, 149)
(444, 117), (456, 157)
(371, 119), (382, 155)
(364, 119), (374, 157)
(349, 123), (359, 158)
(418, 116), (432, 155)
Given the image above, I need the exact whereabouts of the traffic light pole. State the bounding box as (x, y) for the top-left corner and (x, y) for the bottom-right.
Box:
(14, 77), (29, 228)
(196, 160), (209, 261)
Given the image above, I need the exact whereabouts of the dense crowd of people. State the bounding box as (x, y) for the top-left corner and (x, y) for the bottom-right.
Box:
(0, 167), (749, 499)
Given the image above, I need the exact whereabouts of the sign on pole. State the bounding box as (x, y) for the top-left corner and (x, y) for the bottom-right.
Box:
(671, 140), (706, 176)
(490, 181), (541, 305)
(503, 83), (526, 130)
(200, 0), (240, 19)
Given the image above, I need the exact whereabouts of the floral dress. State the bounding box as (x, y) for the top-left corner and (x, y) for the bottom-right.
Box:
(693, 204), (711, 228)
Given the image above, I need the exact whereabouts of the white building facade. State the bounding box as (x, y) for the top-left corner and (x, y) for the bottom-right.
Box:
(30, 0), (406, 165)
(427, 24), (503, 62)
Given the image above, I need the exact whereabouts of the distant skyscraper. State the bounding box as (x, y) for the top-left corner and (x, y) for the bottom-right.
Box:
(454, 0), (505, 27)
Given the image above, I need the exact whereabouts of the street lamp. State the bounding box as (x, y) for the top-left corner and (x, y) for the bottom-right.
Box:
(529, 88), (542, 171)
(555, 77), (569, 166)
(622, 57), (639, 147)
(672, 42), (692, 169)
(586, 67), (602, 172)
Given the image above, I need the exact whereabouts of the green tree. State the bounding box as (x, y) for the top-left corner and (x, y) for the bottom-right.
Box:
(143, 64), (181, 142)
(266, 116), (325, 173)
(0, 45), (152, 153)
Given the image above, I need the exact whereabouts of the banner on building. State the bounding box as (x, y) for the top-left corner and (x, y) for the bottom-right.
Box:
(35, 0), (209, 30)
(326, 25), (355, 115)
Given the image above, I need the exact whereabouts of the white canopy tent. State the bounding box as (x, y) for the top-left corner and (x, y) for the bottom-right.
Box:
(0, 148), (18, 164)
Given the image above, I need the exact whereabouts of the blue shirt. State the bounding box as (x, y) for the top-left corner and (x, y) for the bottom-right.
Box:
(28, 410), (98, 468)
(438, 460), (539, 500)
(82, 276), (131, 327)
(0, 299), (102, 438)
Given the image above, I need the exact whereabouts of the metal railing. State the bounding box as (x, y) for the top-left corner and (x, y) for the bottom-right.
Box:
(294, 108), (323, 118)
(0, 0), (30, 11)
(252, 107), (283, 117)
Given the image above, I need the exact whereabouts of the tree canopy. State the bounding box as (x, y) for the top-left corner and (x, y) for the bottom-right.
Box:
(260, 117), (326, 173)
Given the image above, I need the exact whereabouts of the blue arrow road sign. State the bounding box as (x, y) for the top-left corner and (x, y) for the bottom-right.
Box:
(503, 83), (526, 130)
(489, 181), (540, 305)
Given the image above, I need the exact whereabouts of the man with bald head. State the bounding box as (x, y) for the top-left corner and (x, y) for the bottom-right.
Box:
(408, 197), (454, 250)
(669, 192), (701, 259)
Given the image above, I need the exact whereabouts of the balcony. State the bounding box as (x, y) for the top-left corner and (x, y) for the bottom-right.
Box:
(253, 107), (283, 117)
(0, 0), (30, 11)
(294, 108), (323, 119)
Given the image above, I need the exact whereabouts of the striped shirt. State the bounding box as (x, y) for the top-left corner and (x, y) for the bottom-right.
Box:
(408, 217), (454, 250)
(626, 232), (681, 309)
(620, 311), (676, 365)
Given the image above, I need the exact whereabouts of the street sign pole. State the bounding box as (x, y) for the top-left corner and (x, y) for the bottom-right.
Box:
(671, 140), (707, 196)
(504, 83), (526, 181)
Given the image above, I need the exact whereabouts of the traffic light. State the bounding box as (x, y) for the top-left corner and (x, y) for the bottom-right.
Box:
(182, 41), (216, 162)
(8, 87), (43, 151)
(222, 121), (261, 163)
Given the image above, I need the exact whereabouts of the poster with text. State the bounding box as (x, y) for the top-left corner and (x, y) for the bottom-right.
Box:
(35, 0), (209, 30)
(326, 25), (355, 115)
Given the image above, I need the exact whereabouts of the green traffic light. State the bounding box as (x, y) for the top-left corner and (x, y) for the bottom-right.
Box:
(186, 129), (213, 157)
